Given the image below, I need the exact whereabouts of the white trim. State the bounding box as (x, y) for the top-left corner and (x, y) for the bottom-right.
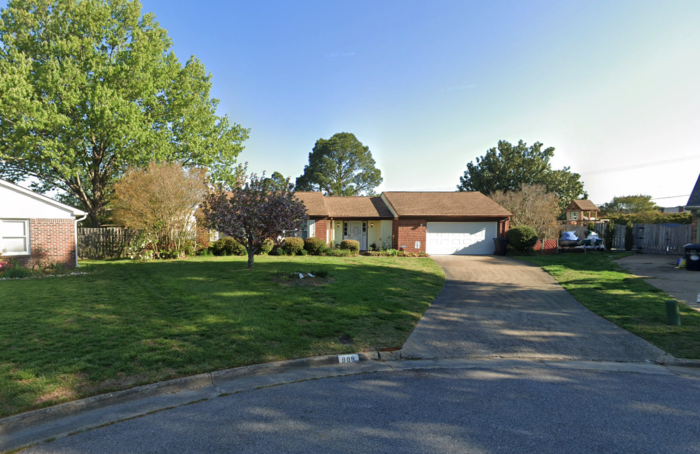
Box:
(380, 193), (398, 218)
(0, 179), (87, 217)
(0, 219), (31, 256)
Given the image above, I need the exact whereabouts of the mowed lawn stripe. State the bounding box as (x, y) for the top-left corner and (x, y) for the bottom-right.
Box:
(0, 255), (444, 417)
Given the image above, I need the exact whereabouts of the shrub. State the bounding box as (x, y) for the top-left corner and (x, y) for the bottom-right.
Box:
(258, 239), (274, 255)
(625, 222), (634, 251)
(603, 221), (616, 250)
(506, 226), (538, 252)
(304, 237), (327, 255)
(3, 266), (32, 279)
(340, 239), (360, 254)
(282, 237), (304, 255)
(211, 237), (247, 256)
(300, 249), (309, 256)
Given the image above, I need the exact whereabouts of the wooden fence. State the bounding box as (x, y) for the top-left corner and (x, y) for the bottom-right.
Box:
(78, 228), (139, 259)
(559, 222), (691, 254)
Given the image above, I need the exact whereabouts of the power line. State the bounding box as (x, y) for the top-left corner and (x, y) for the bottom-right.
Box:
(651, 195), (690, 200)
(582, 155), (700, 176)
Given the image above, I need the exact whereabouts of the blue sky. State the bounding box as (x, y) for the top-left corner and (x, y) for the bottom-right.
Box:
(4, 0), (700, 206)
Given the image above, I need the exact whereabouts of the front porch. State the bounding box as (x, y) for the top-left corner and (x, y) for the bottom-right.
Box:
(328, 219), (393, 251)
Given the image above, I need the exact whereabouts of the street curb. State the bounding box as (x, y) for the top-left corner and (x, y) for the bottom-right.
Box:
(0, 352), (376, 442)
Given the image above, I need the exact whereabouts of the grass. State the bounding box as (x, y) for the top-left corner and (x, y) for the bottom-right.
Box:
(0, 255), (445, 417)
(519, 252), (700, 359)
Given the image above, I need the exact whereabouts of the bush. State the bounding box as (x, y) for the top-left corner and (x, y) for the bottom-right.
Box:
(259, 239), (274, 255)
(300, 249), (309, 256)
(281, 237), (304, 255)
(3, 266), (32, 279)
(603, 221), (616, 250)
(211, 237), (246, 256)
(506, 226), (538, 252)
(340, 239), (360, 254)
(625, 222), (634, 251)
(304, 237), (327, 255)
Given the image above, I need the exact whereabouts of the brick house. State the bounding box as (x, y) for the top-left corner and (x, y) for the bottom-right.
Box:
(565, 200), (600, 225)
(294, 191), (511, 255)
(0, 179), (87, 268)
(686, 174), (700, 243)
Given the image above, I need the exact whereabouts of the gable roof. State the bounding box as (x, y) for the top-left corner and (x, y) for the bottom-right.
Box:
(568, 200), (599, 211)
(0, 179), (87, 217)
(324, 196), (394, 218)
(294, 192), (329, 217)
(686, 174), (700, 208)
(381, 192), (512, 217)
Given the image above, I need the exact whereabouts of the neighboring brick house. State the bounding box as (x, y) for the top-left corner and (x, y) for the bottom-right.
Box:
(294, 191), (511, 255)
(686, 174), (700, 243)
(0, 179), (87, 268)
(565, 200), (600, 225)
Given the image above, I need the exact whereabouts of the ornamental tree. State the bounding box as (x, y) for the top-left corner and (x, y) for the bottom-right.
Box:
(111, 162), (209, 259)
(203, 172), (308, 269)
(0, 0), (248, 226)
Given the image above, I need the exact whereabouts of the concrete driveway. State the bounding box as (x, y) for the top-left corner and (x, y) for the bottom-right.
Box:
(401, 256), (668, 362)
(618, 254), (700, 312)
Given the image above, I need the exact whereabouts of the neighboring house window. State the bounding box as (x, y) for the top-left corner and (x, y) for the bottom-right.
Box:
(570, 211), (579, 221)
(0, 220), (30, 255)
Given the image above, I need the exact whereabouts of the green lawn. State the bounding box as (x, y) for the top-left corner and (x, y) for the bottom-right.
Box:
(0, 255), (445, 417)
(519, 253), (700, 359)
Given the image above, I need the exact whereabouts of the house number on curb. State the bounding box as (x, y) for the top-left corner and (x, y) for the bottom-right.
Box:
(338, 354), (359, 364)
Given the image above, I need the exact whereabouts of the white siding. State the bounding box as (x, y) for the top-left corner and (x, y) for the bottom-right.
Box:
(0, 184), (76, 219)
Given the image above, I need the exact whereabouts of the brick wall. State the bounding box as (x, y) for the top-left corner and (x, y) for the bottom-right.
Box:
(314, 219), (328, 245)
(395, 218), (427, 253)
(13, 219), (76, 269)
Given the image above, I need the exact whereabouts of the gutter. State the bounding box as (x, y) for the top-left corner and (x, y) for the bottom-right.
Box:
(74, 213), (88, 267)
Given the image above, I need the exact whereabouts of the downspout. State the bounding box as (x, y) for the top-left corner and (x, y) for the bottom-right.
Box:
(74, 213), (88, 267)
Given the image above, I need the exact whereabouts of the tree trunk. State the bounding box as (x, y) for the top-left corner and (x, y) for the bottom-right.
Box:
(88, 211), (100, 227)
(247, 247), (255, 269)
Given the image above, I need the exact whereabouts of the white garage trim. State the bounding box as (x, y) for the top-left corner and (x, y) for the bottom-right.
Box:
(426, 222), (497, 255)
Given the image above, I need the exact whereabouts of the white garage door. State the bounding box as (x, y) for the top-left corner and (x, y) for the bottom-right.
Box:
(426, 222), (497, 255)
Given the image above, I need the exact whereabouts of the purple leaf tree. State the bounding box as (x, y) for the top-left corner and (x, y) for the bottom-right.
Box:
(203, 171), (308, 269)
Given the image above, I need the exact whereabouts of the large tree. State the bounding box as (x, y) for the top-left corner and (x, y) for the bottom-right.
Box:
(204, 172), (308, 269)
(295, 132), (382, 196)
(599, 195), (659, 214)
(0, 0), (248, 226)
(457, 140), (586, 213)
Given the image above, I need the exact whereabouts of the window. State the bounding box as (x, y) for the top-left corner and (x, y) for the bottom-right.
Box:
(0, 220), (30, 255)
(362, 222), (366, 232)
(569, 211), (578, 221)
(343, 222), (348, 236)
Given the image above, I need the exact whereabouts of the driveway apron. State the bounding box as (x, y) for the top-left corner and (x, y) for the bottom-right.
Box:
(401, 256), (667, 362)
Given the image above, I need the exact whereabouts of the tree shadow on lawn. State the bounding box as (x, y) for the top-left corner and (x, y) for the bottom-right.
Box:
(0, 256), (445, 416)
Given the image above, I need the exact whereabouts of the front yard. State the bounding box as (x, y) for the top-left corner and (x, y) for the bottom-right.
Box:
(520, 253), (700, 359)
(0, 255), (445, 417)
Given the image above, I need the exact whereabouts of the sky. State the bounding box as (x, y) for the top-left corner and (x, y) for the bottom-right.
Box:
(4, 0), (700, 207)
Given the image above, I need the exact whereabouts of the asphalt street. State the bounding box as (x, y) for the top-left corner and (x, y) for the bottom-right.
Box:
(22, 364), (700, 454)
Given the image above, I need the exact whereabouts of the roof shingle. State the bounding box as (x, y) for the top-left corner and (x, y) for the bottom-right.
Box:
(568, 200), (599, 211)
(324, 196), (394, 218)
(382, 192), (512, 217)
